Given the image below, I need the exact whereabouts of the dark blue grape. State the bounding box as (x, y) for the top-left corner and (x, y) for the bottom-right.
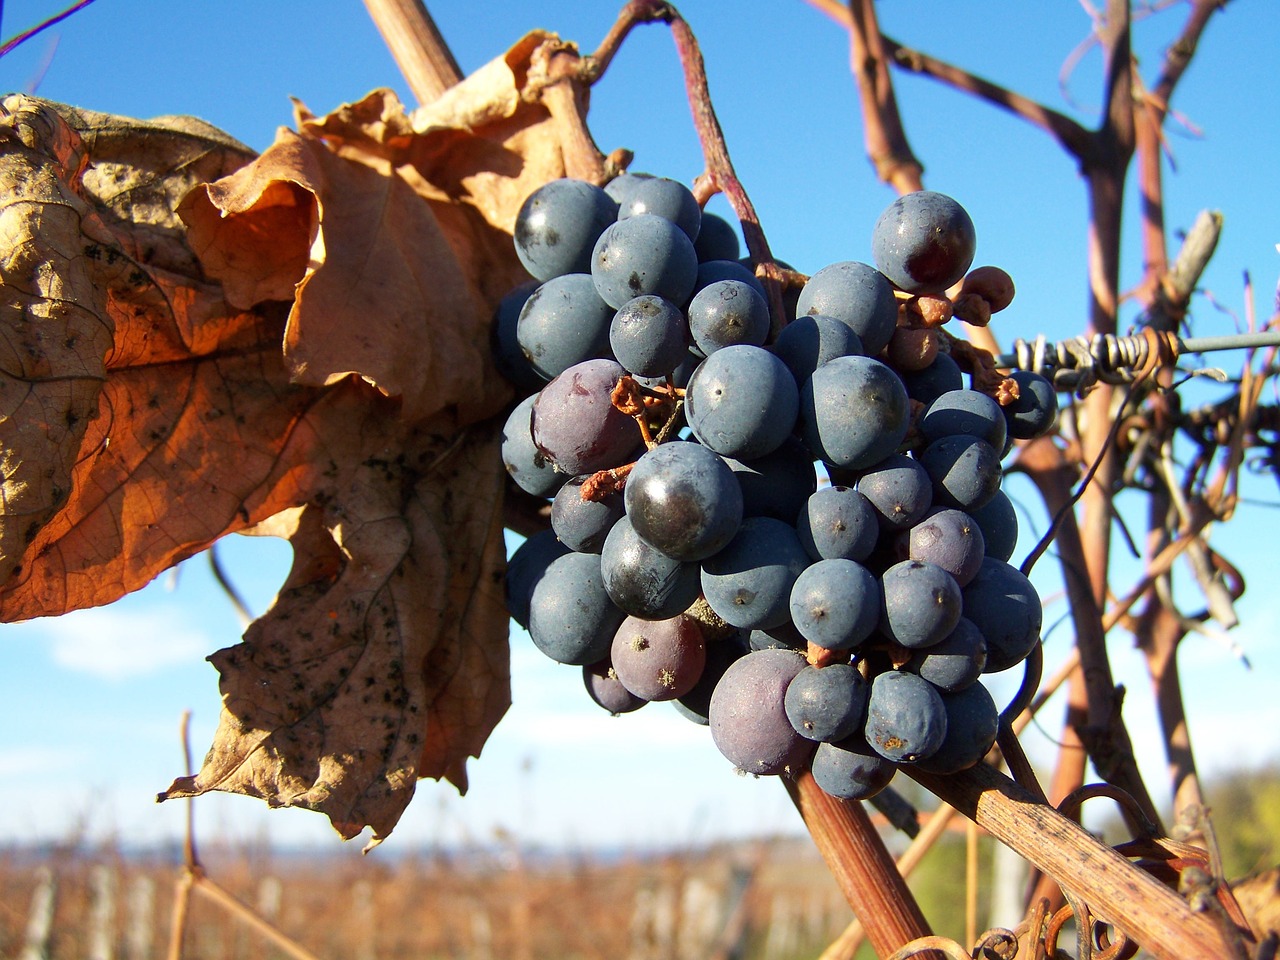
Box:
(610, 614), (706, 701)
(903, 507), (985, 587)
(517, 273), (615, 379)
(550, 476), (624, 553)
(675, 633), (748, 723)
(505, 528), (570, 630)
(904, 617), (987, 691)
(619, 176), (702, 242)
(528, 551), (625, 665)
(899, 351), (964, 406)
(685, 345), (799, 460)
(694, 259), (766, 300)
(810, 736), (897, 801)
(769, 314), (864, 386)
(600, 515), (703, 620)
(532, 359), (641, 476)
(1004, 370), (1059, 439)
(723, 438), (817, 522)
(490, 280), (544, 392)
(963, 557), (1042, 672)
(749, 621), (808, 651)
(880, 559), (963, 650)
(799, 356), (910, 470)
(701, 517), (812, 630)
(694, 211), (741, 262)
(856, 454), (933, 530)
(918, 434), (1003, 511)
(583, 657), (646, 715)
(872, 191), (976, 295)
(708, 647), (815, 776)
(591, 214), (699, 309)
(635, 351), (700, 391)
(796, 486), (879, 563)
(624, 441), (743, 562)
(864, 670), (948, 762)
(502, 394), (565, 497)
(969, 489), (1019, 563)
(784, 663), (870, 742)
(789, 559), (880, 651)
(794, 261), (898, 354)
(914, 682), (1000, 774)
(687, 280), (770, 355)
(514, 178), (619, 282)
(603, 171), (653, 206)
(608, 295), (690, 378)
(920, 388), (1008, 452)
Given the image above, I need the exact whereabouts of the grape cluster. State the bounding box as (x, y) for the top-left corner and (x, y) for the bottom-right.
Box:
(498, 174), (1057, 802)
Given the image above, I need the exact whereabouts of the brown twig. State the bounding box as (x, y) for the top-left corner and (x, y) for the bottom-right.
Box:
(361, 0), (462, 104)
(785, 771), (938, 959)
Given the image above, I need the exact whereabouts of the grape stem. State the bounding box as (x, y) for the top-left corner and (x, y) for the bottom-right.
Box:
(578, 1), (791, 337)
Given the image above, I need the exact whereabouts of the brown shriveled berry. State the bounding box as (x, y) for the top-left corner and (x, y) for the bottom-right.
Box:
(886, 326), (940, 373)
(951, 291), (992, 327)
(949, 265), (1016, 313)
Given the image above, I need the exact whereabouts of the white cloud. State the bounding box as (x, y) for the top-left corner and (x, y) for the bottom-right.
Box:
(18, 605), (218, 681)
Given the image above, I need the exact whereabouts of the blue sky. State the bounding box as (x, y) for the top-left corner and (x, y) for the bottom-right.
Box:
(2, 1), (1279, 854)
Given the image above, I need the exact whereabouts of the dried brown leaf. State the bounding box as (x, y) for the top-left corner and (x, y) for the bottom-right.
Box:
(0, 26), (576, 842)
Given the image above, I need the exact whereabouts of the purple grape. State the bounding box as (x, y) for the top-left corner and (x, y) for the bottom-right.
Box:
(700, 517), (812, 630)
(674, 633), (748, 724)
(872, 191), (976, 295)
(532, 359), (641, 476)
(708, 648), (815, 776)
(811, 736), (897, 801)
(685, 345), (799, 460)
(624, 441), (743, 562)
(784, 663), (870, 742)
(583, 657), (646, 715)
(794, 261), (898, 355)
(880, 559), (963, 650)
(902, 507), (985, 587)
(789, 558), (880, 651)
(514, 178), (619, 282)
(799, 355), (910, 470)
(610, 614), (707, 701)
(864, 670), (948, 762)
(796, 486), (879, 563)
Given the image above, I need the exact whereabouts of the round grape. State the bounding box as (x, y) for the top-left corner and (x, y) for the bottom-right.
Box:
(591, 214), (699, 309)
(708, 648), (814, 776)
(514, 178), (619, 282)
(872, 191), (977, 295)
(624, 441), (744, 562)
(794, 261), (898, 355)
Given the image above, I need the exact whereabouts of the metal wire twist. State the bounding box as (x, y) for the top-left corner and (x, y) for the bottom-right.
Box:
(1009, 332), (1164, 394)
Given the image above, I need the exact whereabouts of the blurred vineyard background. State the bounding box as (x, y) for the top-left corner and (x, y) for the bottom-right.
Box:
(3, 765), (1277, 960)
